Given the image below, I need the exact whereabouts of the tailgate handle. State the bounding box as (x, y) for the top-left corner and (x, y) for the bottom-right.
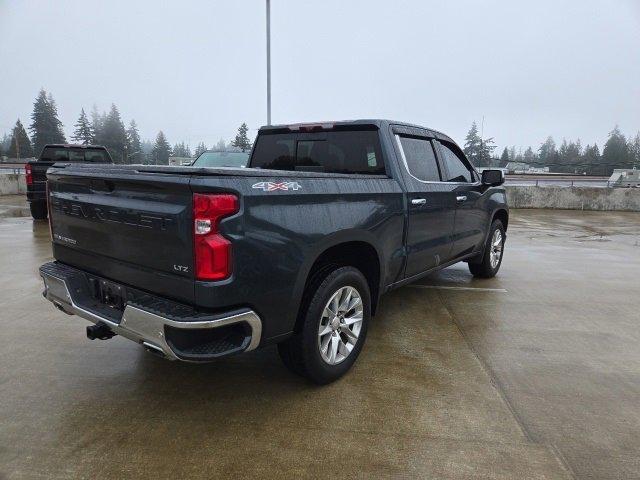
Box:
(411, 198), (427, 206)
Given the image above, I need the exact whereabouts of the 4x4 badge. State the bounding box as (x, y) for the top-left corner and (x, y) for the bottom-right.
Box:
(252, 181), (301, 192)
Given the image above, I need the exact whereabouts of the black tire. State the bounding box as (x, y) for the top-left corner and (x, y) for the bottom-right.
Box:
(468, 219), (505, 278)
(30, 201), (48, 220)
(278, 266), (371, 384)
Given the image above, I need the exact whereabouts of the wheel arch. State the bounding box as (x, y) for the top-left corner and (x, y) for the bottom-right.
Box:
(291, 233), (383, 334)
(492, 208), (509, 231)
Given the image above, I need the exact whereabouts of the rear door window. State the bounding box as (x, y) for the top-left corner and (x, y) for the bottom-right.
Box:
(251, 130), (385, 174)
(397, 136), (441, 182)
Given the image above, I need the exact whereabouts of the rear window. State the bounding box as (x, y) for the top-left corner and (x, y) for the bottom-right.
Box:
(83, 149), (109, 163)
(40, 147), (109, 163)
(40, 147), (69, 162)
(250, 130), (385, 175)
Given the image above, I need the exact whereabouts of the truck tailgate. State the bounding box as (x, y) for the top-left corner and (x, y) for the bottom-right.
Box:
(47, 167), (195, 303)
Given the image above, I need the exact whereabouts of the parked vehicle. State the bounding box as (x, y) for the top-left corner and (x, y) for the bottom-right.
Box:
(39, 120), (508, 383)
(191, 150), (250, 168)
(25, 144), (113, 219)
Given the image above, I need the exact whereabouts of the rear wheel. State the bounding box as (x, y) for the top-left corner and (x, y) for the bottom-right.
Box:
(468, 219), (505, 278)
(278, 266), (370, 384)
(30, 201), (48, 220)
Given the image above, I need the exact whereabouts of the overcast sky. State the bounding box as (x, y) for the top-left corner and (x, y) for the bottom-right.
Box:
(1, 0), (639, 151)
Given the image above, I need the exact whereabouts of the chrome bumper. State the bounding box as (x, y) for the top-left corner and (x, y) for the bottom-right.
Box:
(40, 266), (262, 361)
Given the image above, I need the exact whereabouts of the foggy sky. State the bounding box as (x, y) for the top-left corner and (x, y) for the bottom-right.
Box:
(1, 0), (639, 151)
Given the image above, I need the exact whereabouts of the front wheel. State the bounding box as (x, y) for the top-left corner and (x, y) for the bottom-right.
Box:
(278, 266), (371, 384)
(468, 219), (505, 278)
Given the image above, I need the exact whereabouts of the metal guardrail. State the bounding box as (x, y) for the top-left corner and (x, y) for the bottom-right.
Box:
(506, 179), (639, 188)
(0, 167), (25, 174)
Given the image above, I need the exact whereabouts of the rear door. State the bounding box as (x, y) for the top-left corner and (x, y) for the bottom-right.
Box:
(392, 127), (456, 277)
(435, 140), (488, 258)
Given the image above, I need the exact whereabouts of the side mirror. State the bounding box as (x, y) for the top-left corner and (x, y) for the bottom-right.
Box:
(481, 169), (504, 186)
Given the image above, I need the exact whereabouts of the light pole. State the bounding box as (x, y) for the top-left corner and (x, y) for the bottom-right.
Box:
(266, 0), (271, 125)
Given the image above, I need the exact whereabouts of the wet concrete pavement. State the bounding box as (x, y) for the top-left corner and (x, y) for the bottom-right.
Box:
(1, 208), (639, 479)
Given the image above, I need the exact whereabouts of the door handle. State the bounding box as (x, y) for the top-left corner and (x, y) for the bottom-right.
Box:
(456, 195), (467, 203)
(411, 198), (427, 206)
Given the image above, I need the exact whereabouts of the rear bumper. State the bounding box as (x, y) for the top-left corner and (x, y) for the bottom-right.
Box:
(26, 189), (46, 202)
(39, 262), (262, 361)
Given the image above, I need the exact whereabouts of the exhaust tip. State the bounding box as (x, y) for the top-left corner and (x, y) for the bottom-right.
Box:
(142, 342), (167, 358)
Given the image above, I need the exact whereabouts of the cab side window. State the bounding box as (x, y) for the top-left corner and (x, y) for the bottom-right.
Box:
(439, 142), (474, 183)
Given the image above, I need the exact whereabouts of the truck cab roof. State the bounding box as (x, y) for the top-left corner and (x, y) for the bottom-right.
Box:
(259, 119), (458, 148)
(41, 144), (108, 150)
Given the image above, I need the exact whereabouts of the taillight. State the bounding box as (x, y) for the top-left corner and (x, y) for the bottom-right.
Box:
(193, 193), (239, 281)
(25, 164), (33, 185)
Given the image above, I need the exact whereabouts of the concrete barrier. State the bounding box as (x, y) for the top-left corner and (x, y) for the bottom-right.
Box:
(505, 185), (640, 211)
(0, 173), (26, 195)
(1, 173), (638, 211)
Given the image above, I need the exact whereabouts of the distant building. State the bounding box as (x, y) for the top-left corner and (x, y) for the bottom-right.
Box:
(608, 168), (640, 187)
(168, 156), (192, 166)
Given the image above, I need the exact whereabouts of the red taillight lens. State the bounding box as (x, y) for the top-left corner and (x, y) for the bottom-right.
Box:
(25, 164), (33, 185)
(193, 193), (239, 281)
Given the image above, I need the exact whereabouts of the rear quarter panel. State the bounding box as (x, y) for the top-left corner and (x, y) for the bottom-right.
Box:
(190, 174), (405, 341)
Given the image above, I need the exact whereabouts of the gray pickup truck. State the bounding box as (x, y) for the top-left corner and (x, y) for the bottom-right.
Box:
(40, 120), (508, 384)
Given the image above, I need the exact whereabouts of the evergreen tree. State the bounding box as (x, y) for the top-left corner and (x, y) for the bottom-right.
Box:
(126, 120), (142, 163)
(0, 133), (11, 157)
(602, 125), (630, 175)
(628, 132), (640, 169)
(462, 121), (495, 167)
(582, 144), (602, 175)
(509, 146), (517, 163)
(96, 104), (127, 163)
(90, 105), (104, 143)
(194, 142), (207, 158)
(538, 136), (556, 168)
(215, 138), (228, 151)
(523, 146), (536, 165)
(152, 131), (171, 165)
(8, 119), (34, 159)
(499, 147), (509, 167)
(558, 139), (582, 173)
(463, 122), (483, 167)
(71, 109), (94, 145)
(172, 142), (191, 157)
(231, 123), (252, 152)
(29, 89), (66, 154)
(478, 137), (497, 167)
(139, 139), (154, 164)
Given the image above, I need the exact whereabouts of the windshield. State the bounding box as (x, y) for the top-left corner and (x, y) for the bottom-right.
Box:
(191, 151), (249, 168)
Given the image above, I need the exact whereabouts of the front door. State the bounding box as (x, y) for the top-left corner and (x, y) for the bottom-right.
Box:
(394, 132), (456, 278)
(436, 140), (488, 258)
